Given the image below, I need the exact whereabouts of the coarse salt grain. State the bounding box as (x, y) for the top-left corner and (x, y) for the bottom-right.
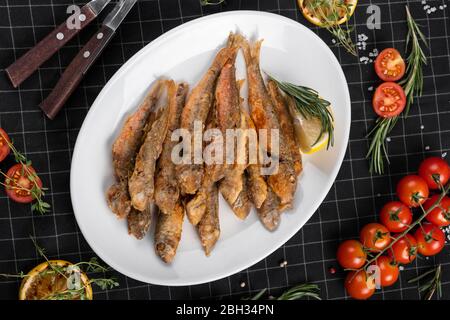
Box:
(420, 125), (425, 130)
(368, 86), (373, 91)
(240, 282), (246, 288)
(386, 137), (391, 142)
(425, 146), (430, 150)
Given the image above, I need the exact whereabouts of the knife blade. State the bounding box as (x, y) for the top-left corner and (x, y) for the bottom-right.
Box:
(39, 0), (138, 119)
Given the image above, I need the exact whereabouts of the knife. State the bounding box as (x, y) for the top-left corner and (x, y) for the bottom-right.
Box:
(40, 0), (138, 119)
(6, 0), (111, 88)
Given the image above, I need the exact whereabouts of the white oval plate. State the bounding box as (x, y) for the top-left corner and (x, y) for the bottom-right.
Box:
(71, 11), (351, 286)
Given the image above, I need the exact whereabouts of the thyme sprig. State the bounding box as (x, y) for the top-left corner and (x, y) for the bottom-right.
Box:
(408, 265), (442, 300)
(303, 0), (357, 56)
(400, 6), (428, 117)
(0, 130), (50, 214)
(269, 75), (334, 149)
(244, 283), (321, 300)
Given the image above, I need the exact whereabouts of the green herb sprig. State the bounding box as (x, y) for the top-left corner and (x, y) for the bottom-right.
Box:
(400, 6), (428, 116)
(200, 0), (225, 5)
(304, 0), (357, 56)
(366, 7), (427, 175)
(269, 76), (334, 149)
(408, 265), (442, 300)
(244, 283), (321, 300)
(0, 131), (50, 214)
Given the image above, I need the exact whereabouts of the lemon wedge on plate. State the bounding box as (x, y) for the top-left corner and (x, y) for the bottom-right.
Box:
(19, 260), (93, 300)
(298, 0), (358, 27)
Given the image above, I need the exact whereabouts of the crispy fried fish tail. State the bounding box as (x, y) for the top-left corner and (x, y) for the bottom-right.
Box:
(177, 35), (239, 195)
(155, 83), (189, 215)
(107, 80), (165, 219)
(129, 81), (174, 212)
(155, 203), (184, 263)
(197, 184), (220, 256)
(257, 187), (281, 231)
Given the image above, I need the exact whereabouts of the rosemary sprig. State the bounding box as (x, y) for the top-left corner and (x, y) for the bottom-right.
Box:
(399, 6), (428, 117)
(200, 0), (225, 5)
(408, 265), (442, 300)
(366, 116), (398, 174)
(269, 75), (334, 149)
(0, 130), (50, 214)
(244, 284), (321, 300)
(304, 0), (357, 56)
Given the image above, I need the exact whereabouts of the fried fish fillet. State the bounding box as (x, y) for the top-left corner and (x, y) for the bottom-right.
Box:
(129, 81), (174, 212)
(154, 83), (189, 215)
(177, 35), (238, 195)
(267, 80), (303, 209)
(106, 80), (165, 219)
(127, 207), (152, 240)
(155, 203), (184, 263)
(197, 183), (220, 256)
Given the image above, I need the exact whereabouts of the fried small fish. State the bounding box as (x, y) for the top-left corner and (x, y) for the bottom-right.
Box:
(127, 207), (152, 240)
(107, 80), (165, 219)
(197, 184), (220, 256)
(129, 81), (175, 212)
(155, 83), (189, 215)
(229, 176), (252, 220)
(177, 34), (239, 195)
(155, 203), (184, 263)
(257, 187), (280, 231)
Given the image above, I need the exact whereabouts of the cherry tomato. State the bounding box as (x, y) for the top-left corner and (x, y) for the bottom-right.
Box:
(5, 164), (42, 204)
(360, 223), (391, 252)
(379, 201), (412, 232)
(388, 234), (417, 264)
(345, 270), (375, 300)
(374, 48), (406, 81)
(0, 128), (11, 162)
(423, 195), (450, 227)
(414, 223), (445, 256)
(396, 175), (429, 207)
(372, 82), (406, 118)
(372, 256), (399, 287)
(418, 157), (450, 190)
(336, 240), (367, 269)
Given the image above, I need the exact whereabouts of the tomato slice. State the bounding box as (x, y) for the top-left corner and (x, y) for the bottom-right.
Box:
(5, 164), (43, 204)
(374, 48), (406, 81)
(0, 128), (11, 162)
(373, 82), (406, 118)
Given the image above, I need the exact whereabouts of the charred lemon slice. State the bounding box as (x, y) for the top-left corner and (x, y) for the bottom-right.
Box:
(19, 260), (93, 300)
(298, 0), (358, 27)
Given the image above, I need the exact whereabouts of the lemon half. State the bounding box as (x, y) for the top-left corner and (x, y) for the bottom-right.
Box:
(298, 0), (358, 27)
(19, 260), (93, 300)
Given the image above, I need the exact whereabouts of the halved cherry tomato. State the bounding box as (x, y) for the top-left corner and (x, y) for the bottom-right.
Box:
(388, 234), (417, 264)
(0, 128), (11, 162)
(418, 157), (450, 190)
(396, 175), (429, 207)
(372, 82), (406, 118)
(424, 195), (450, 227)
(336, 240), (367, 269)
(372, 256), (399, 287)
(374, 48), (406, 81)
(379, 201), (412, 232)
(360, 223), (391, 252)
(5, 164), (42, 204)
(414, 223), (445, 256)
(345, 270), (375, 300)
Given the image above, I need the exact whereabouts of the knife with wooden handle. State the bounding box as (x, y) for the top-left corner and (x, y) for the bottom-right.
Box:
(5, 0), (111, 88)
(40, 0), (138, 119)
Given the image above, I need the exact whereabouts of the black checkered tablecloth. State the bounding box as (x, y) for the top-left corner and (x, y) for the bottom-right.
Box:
(0, 0), (449, 300)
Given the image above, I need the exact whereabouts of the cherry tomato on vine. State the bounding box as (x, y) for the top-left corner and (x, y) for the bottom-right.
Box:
(414, 223), (445, 256)
(372, 82), (406, 118)
(0, 128), (11, 163)
(360, 223), (391, 252)
(372, 256), (399, 287)
(396, 175), (429, 207)
(374, 48), (406, 82)
(336, 240), (367, 269)
(379, 201), (413, 232)
(345, 270), (375, 300)
(5, 164), (42, 204)
(418, 157), (450, 190)
(424, 195), (450, 227)
(388, 234), (417, 264)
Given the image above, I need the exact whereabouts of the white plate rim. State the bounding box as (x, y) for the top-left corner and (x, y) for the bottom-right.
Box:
(70, 10), (351, 286)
